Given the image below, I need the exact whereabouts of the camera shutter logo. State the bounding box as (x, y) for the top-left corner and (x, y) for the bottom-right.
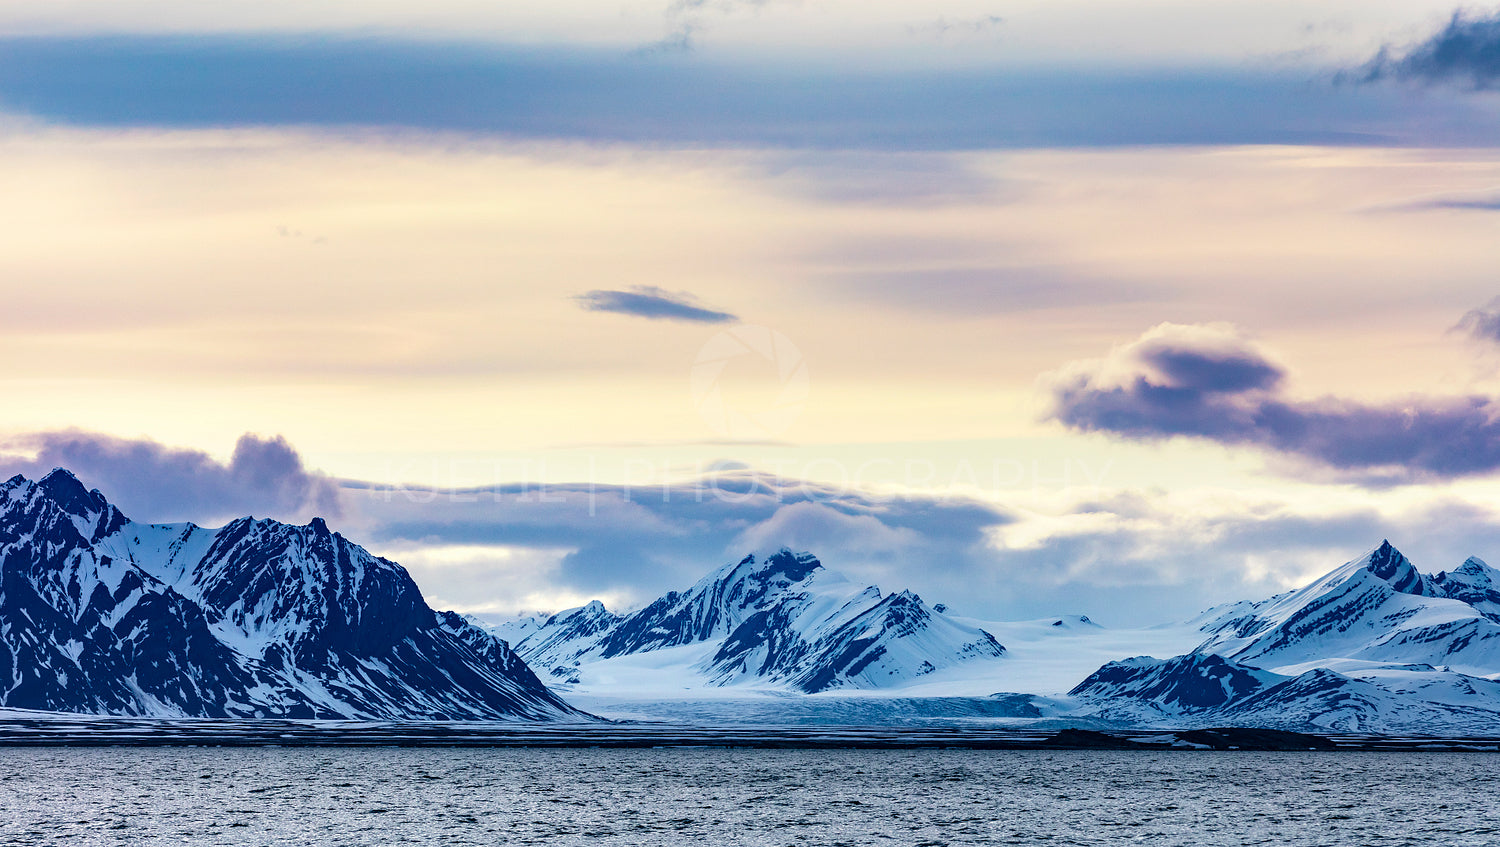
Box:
(690, 325), (809, 439)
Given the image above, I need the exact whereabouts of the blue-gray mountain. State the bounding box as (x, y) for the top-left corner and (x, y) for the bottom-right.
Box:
(0, 470), (583, 720)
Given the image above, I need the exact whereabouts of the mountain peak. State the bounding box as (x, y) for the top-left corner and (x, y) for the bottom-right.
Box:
(1359, 539), (1427, 596)
(697, 549), (823, 596)
(36, 468), (108, 518)
(548, 599), (614, 625)
(0, 475), (583, 720)
(1458, 556), (1492, 574)
(758, 549), (822, 582)
(1430, 556), (1500, 622)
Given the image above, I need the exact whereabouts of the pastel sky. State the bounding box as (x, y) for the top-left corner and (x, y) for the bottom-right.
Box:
(2, 1), (1500, 625)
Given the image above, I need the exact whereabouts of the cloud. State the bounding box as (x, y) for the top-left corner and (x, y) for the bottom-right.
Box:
(1047, 322), (1500, 483)
(370, 543), (586, 616)
(1394, 192), (1500, 212)
(0, 431), (341, 523)
(1359, 10), (1500, 89)
(347, 469), (1013, 605)
(351, 466), (1500, 624)
(643, 0), (775, 54)
(814, 266), (1162, 316)
(576, 286), (737, 323)
(985, 492), (1500, 623)
(1456, 298), (1500, 345)
(3, 35), (1497, 149)
(17, 429), (1500, 625)
(1429, 195), (1500, 211)
(748, 151), (1012, 206)
(906, 15), (1004, 40)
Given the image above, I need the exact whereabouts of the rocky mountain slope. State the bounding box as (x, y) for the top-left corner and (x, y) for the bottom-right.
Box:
(1193, 541), (1500, 673)
(0, 470), (584, 720)
(1062, 541), (1500, 732)
(12, 467), (1500, 735)
(498, 550), (1007, 693)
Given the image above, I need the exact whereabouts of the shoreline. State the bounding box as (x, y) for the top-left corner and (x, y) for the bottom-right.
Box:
(0, 718), (1495, 752)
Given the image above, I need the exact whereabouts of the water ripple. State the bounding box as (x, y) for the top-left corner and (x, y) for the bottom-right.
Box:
(0, 749), (1495, 846)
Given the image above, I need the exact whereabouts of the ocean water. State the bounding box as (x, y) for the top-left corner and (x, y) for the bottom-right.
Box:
(1, 747), (1496, 846)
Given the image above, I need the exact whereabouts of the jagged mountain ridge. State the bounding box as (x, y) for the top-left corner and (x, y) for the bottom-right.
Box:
(1055, 540), (1500, 733)
(1194, 540), (1500, 674)
(0, 470), (583, 720)
(502, 550), (1007, 693)
(508, 539), (1500, 732)
(13, 465), (1500, 734)
(1069, 652), (1500, 734)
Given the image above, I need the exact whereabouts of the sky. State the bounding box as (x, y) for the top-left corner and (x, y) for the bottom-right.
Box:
(2, 1), (1500, 625)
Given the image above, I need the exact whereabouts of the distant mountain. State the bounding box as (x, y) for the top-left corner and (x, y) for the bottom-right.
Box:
(1069, 653), (1500, 734)
(0, 470), (584, 720)
(1194, 540), (1500, 673)
(504, 550), (1006, 693)
(1060, 540), (1500, 733)
(508, 539), (1500, 733)
(1431, 557), (1500, 623)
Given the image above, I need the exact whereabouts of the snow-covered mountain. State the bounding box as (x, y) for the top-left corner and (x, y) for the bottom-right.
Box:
(502, 550), (1007, 693)
(1194, 540), (1500, 673)
(12, 469), (1500, 736)
(497, 539), (1500, 734)
(0, 470), (583, 720)
(1057, 540), (1500, 733)
(1069, 653), (1500, 734)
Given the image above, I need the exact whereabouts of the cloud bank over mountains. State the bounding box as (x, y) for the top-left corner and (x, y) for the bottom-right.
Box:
(9, 427), (1500, 626)
(0, 431), (340, 523)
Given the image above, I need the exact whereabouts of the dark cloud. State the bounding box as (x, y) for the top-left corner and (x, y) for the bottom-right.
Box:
(1048, 322), (1500, 483)
(1456, 298), (1500, 344)
(0, 431), (341, 523)
(4, 35), (1499, 148)
(576, 286), (737, 324)
(1141, 344), (1283, 394)
(1359, 10), (1500, 89)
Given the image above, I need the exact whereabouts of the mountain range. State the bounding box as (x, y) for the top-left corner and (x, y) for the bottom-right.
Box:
(0, 469), (580, 720)
(1065, 540), (1500, 733)
(486, 540), (1500, 733)
(8, 467), (1500, 733)
(494, 550), (1005, 694)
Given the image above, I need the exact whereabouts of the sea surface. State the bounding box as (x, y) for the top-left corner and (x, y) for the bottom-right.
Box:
(1, 747), (1496, 846)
